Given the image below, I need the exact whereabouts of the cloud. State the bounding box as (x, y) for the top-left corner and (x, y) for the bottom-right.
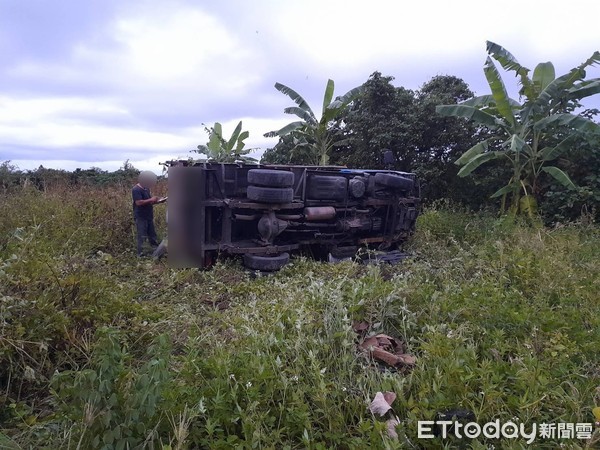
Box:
(1, 0), (599, 172)
(0, 93), (289, 168)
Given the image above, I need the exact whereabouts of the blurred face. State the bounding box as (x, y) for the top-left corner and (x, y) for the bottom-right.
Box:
(139, 171), (157, 188)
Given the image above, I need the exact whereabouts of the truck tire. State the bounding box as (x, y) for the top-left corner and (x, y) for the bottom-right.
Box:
(243, 252), (289, 271)
(248, 169), (294, 187)
(247, 185), (294, 203)
(374, 173), (414, 191)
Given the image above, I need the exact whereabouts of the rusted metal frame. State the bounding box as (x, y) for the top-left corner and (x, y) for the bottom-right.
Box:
(222, 243), (301, 254)
(226, 200), (304, 210)
(287, 221), (336, 228)
(358, 236), (387, 244)
(234, 213), (260, 221)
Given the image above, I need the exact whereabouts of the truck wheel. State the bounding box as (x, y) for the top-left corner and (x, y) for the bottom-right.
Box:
(243, 252), (290, 271)
(248, 169), (294, 187)
(247, 185), (294, 203)
(374, 173), (414, 191)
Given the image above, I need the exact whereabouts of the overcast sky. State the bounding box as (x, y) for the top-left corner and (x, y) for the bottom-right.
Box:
(1, 0), (599, 172)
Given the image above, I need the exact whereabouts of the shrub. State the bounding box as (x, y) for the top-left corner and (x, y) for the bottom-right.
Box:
(51, 328), (172, 449)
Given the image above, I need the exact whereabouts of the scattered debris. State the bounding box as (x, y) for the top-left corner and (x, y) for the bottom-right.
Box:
(359, 333), (416, 369)
(369, 391), (396, 416)
(383, 391), (396, 405)
(369, 392), (400, 440)
(352, 321), (369, 333)
(386, 416), (400, 440)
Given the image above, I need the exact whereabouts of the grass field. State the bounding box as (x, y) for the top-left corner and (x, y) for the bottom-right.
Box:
(1, 183), (599, 449)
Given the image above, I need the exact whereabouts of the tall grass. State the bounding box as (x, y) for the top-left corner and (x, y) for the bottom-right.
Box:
(0, 185), (598, 448)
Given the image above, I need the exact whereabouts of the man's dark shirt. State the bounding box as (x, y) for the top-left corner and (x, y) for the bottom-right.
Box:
(132, 185), (154, 220)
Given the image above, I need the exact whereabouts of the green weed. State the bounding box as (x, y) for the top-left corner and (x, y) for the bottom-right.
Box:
(0, 186), (599, 448)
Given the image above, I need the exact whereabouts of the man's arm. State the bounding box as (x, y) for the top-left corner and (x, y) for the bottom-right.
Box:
(135, 197), (159, 206)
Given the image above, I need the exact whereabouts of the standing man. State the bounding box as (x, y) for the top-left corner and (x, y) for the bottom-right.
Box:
(132, 171), (160, 256)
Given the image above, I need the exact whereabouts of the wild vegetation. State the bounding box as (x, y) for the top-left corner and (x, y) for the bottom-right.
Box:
(1, 181), (599, 449)
(194, 121), (256, 164)
(264, 80), (362, 165)
(437, 41), (600, 217)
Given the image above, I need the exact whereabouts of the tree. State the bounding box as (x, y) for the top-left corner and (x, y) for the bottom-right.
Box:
(330, 72), (498, 207)
(0, 160), (23, 192)
(260, 134), (316, 165)
(195, 121), (256, 163)
(265, 79), (362, 165)
(330, 72), (416, 170)
(412, 75), (506, 205)
(437, 41), (600, 216)
(542, 108), (600, 223)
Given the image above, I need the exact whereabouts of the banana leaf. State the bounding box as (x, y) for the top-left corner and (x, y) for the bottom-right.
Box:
(491, 182), (518, 198)
(264, 121), (305, 138)
(227, 121), (243, 151)
(534, 113), (600, 134)
(455, 138), (495, 165)
(507, 134), (532, 156)
(326, 86), (363, 116)
(235, 131), (250, 152)
(322, 79), (335, 113)
(436, 104), (500, 128)
(284, 107), (317, 125)
(461, 95), (520, 108)
(567, 80), (600, 101)
(486, 41), (534, 98)
(484, 57), (515, 125)
(274, 82), (315, 118)
(457, 151), (500, 177)
(542, 166), (576, 189)
(532, 62), (555, 92)
(540, 135), (578, 161)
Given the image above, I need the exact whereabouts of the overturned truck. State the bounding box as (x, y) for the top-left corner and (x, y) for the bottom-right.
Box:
(167, 161), (420, 270)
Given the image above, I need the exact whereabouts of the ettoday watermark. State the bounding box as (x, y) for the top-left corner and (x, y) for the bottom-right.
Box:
(418, 419), (594, 444)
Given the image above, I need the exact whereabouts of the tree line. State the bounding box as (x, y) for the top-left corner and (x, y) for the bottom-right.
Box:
(0, 160), (141, 193)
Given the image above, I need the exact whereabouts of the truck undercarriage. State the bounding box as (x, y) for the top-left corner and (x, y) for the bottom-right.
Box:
(167, 162), (420, 270)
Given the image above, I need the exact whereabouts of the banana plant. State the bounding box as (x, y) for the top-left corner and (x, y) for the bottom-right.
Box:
(195, 121), (256, 163)
(265, 79), (362, 165)
(437, 41), (600, 216)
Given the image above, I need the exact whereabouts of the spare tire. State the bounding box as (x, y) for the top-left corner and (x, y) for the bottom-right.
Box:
(248, 169), (294, 187)
(247, 185), (294, 203)
(374, 173), (414, 191)
(243, 252), (290, 271)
